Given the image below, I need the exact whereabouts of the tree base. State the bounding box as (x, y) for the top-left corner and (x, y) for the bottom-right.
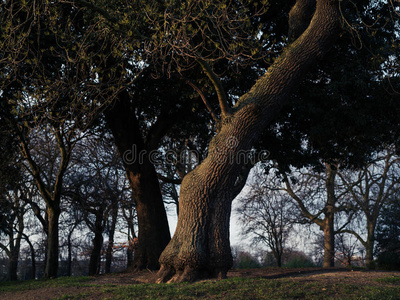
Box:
(155, 265), (228, 283)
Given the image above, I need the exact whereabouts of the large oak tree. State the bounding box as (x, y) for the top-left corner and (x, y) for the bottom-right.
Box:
(155, 0), (342, 282)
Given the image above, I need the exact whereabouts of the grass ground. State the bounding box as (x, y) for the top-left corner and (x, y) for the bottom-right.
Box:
(0, 268), (399, 299)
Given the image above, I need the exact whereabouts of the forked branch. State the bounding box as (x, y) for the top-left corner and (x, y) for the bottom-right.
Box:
(196, 57), (231, 119)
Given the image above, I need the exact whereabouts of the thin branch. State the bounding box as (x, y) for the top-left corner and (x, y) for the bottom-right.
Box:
(338, 229), (367, 247)
(71, 0), (148, 40)
(157, 174), (182, 185)
(184, 78), (220, 124)
(282, 173), (323, 227)
(196, 57), (231, 118)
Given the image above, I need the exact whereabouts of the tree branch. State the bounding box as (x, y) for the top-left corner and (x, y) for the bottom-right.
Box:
(289, 0), (316, 42)
(338, 229), (367, 247)
(196, 57), (231, 119)
(71, 0), (148, 40)
(184, 78), (220, 125)
(157, 174), (182, 185)
(282, 173), (324, 227)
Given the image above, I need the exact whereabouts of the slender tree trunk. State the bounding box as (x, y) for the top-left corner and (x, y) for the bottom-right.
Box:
(7, 218), (18, 281)
(276, 254), (282, 268)
(156, 0), (340, 283)
(67, 231), (73, 276)
(89, 219), (104, 276)
(105, 92), (171, 270)
(22, 234), (36, 279)
(323, 164), (337, 268)
(323, 213), (335, 268)
(26, 238), (36, 279)
(105, 204), (118, 273)
(9, 229), (23, 281)
(44, 205), (60, 279)
(365, 221), (376, 269)
(127, 237), (134, 268)
(8, 250), (19, 281)
(126, 224), (136, 268)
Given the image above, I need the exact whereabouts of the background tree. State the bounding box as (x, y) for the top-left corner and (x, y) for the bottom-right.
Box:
(64, 135), (129, 275)
(1, 0), (399, 283)
(338, 147), (400, 269)
(154, 0), (343, 282)
(278, 162), (353, 268)
(375, 196), (400, 270)
(237, 168), (296, 267)
(0, 182), (29, 281)
(0, 0), (130, 278)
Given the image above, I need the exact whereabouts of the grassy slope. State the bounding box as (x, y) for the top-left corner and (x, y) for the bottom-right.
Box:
(0, 273), (399, 299)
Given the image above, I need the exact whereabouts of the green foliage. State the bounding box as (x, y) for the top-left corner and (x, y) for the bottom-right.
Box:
(376, 276), (400, 285)
(283, 252), (316, 268)
(259, 2), (400, 172)
(3, 275), (400, 299)
(234, 252), (262, 269)
(376, 199), (400, 271)
(0, 276), (93, 293)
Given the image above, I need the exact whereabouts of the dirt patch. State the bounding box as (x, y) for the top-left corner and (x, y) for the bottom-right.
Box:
(1, 268), (399, 300)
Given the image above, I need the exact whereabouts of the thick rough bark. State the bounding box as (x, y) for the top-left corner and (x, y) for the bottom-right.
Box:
(105, 92), (171, 271)
(289, 0), (316, 42)
(156, 0), (340, 283)
(44, 206), (60, 278)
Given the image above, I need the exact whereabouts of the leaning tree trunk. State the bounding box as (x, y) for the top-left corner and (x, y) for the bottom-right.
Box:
(156, 0), (340, 283)
(105, 92), (171, 271)
(44, 205), (60, 279)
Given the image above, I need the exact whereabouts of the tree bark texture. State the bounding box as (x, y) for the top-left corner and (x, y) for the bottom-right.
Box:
(156, 0), (340, 283)
(44, 205), (60, 278)
(105, 92), (171, 271)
